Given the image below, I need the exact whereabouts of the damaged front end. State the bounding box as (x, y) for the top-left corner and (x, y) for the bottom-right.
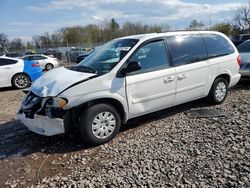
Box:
(17, 66), (98, 136)
(17, 91), (66, 136)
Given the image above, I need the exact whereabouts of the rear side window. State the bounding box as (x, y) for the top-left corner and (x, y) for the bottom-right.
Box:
(0, 58), (18, 66)
(166, 34), (207, 66)
(35, 56), (47, 60)
(202, 34), (235, 58)
(237, 41), (250, 52)
(23, 56), (31, 61)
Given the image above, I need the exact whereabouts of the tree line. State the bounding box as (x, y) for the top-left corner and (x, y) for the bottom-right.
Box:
(1, 2), (250, 53)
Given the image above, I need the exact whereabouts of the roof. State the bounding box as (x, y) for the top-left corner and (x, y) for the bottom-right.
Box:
(0, 56), (21, 61)
(118, 30), (224, 41)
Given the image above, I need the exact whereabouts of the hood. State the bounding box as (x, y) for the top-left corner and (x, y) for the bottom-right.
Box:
(31, 67), (96, 97)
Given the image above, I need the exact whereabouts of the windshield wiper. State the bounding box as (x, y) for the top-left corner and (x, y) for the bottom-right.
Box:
(78, 65), (96, 73)
(67, 65), (97, 74)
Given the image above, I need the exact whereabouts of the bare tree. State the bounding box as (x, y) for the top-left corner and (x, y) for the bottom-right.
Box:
(0, 33), (8, 53)
(232, 2), (250, 32)
(187, 19), (205, 30)
(8, 38), (24, 52)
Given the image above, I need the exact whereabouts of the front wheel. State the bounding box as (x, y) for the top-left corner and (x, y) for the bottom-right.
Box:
(208, 77), (228, 104)
(12, 74), (31, 89)
(79, 104), (121, 146)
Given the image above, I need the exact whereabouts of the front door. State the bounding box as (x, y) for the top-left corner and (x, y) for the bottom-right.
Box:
(0, 58), (17, 87)
(125, 40), (176, 118)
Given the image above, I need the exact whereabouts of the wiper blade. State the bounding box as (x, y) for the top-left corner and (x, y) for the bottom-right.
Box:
(78, 65), (96, 73)
(67, 66), (97, 74)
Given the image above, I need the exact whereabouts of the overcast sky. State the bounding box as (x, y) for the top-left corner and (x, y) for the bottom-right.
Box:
(0, 0), (247, 41)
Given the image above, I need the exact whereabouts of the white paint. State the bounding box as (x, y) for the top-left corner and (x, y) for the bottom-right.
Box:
(31, 67), (96, 97)
(18, 31), (241, 137)
(17, 113), (65, 136)
(0, 57), (24, 88)
(21, 54), (59, 70)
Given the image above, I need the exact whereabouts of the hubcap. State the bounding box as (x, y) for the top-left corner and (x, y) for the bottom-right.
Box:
(15, 75), (29, 88)
(46, 64), (53, 70)
(215, 82), (226, 101)
(92, 111), (116, 139)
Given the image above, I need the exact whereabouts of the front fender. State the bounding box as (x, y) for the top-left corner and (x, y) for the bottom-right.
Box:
(61, 91), (129, 122)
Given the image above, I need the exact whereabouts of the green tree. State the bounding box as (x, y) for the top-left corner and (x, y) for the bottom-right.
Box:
(211, 23), (233, 35)
(110, 18), (120, 39)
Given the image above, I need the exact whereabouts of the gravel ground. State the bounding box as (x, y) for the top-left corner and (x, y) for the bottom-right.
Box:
(0, 82), (249, 188)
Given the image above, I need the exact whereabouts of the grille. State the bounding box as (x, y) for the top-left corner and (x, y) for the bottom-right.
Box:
(24, 92), (40, 105)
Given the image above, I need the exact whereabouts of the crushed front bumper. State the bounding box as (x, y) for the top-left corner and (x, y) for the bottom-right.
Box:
(17, 112), (65, 136)
(17, 91), (65, 136)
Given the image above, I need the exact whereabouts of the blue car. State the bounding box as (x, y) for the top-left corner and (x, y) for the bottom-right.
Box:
(237, 40), (250, 78)
(0, 56), (43, 89)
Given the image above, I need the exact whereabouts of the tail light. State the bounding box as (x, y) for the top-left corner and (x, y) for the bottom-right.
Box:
(32, 62), (40, 67)
(237, 55), (241, 65)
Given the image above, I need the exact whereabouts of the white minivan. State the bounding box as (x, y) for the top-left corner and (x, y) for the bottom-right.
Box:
(17, 31), (241, 145)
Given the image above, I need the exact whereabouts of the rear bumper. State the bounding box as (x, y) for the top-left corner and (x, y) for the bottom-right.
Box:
(229, 73), (241, 87)
(17, 112), (65, 136)
(239, 70), (250, 77)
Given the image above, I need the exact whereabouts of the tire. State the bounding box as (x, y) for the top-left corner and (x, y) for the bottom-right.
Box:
(79, 103), (121, 146)
(12, 74), (31, 89)
(45, 63), (54, 71)
(208, 77), (228, 104)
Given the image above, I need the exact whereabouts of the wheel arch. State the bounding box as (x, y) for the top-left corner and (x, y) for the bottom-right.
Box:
(214, 74), (230, 85)
(71, 97), (128, 124)
(11, 72), (31, 85)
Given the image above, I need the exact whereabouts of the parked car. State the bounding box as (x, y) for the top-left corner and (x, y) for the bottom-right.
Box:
(21, 54), (59, 71)
(68, 51), (86, 62)
(4, 52), (22, 58)
(43, 49), (62, 60)
(237, 40), (250, 78)
(17, 31), (241, 146)
(230, 34), (250, 46)
(75, 50), (94, 63)
(66, 47), (88, 62)
(0, 57), (42, 89)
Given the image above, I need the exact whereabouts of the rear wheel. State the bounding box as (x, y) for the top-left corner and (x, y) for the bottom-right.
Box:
(208, 77), (228, 104)
(45, 63), (54, 71)
(12, 74), (31, 89)
(79, 103), (121, 146)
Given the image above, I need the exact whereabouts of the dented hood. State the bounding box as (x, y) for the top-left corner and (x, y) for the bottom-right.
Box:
(31, 67), (96, 97)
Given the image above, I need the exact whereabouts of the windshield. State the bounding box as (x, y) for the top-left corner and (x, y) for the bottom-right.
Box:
(77, 38), (139, 74)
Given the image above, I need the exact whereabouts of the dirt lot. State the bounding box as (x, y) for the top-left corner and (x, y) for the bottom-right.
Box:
(0, 82), (249, 187)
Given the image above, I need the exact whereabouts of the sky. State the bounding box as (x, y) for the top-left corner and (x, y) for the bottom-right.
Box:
(0, 0), (248, 41)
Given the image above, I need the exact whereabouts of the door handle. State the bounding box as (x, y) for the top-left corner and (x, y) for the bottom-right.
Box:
(178, 74), (187, 80)
(4, 67), (11, 70)
(164, 76), (175, 83)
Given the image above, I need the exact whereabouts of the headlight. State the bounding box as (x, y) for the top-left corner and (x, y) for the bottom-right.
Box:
(47, 97), (68, 108)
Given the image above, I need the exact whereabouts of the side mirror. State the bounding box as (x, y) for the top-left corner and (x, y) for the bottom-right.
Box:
(121, 61), (141, 75)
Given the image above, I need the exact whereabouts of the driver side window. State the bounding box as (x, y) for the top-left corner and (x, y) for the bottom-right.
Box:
(128, 40), (170, 74)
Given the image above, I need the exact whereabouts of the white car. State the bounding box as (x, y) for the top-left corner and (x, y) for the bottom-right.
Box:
(21, 54), (59, 71)
(17, 31), (241, 145)
(0, 57), (42, 89)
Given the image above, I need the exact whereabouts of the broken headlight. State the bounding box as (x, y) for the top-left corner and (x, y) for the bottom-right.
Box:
(46, 97), (68, 108)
